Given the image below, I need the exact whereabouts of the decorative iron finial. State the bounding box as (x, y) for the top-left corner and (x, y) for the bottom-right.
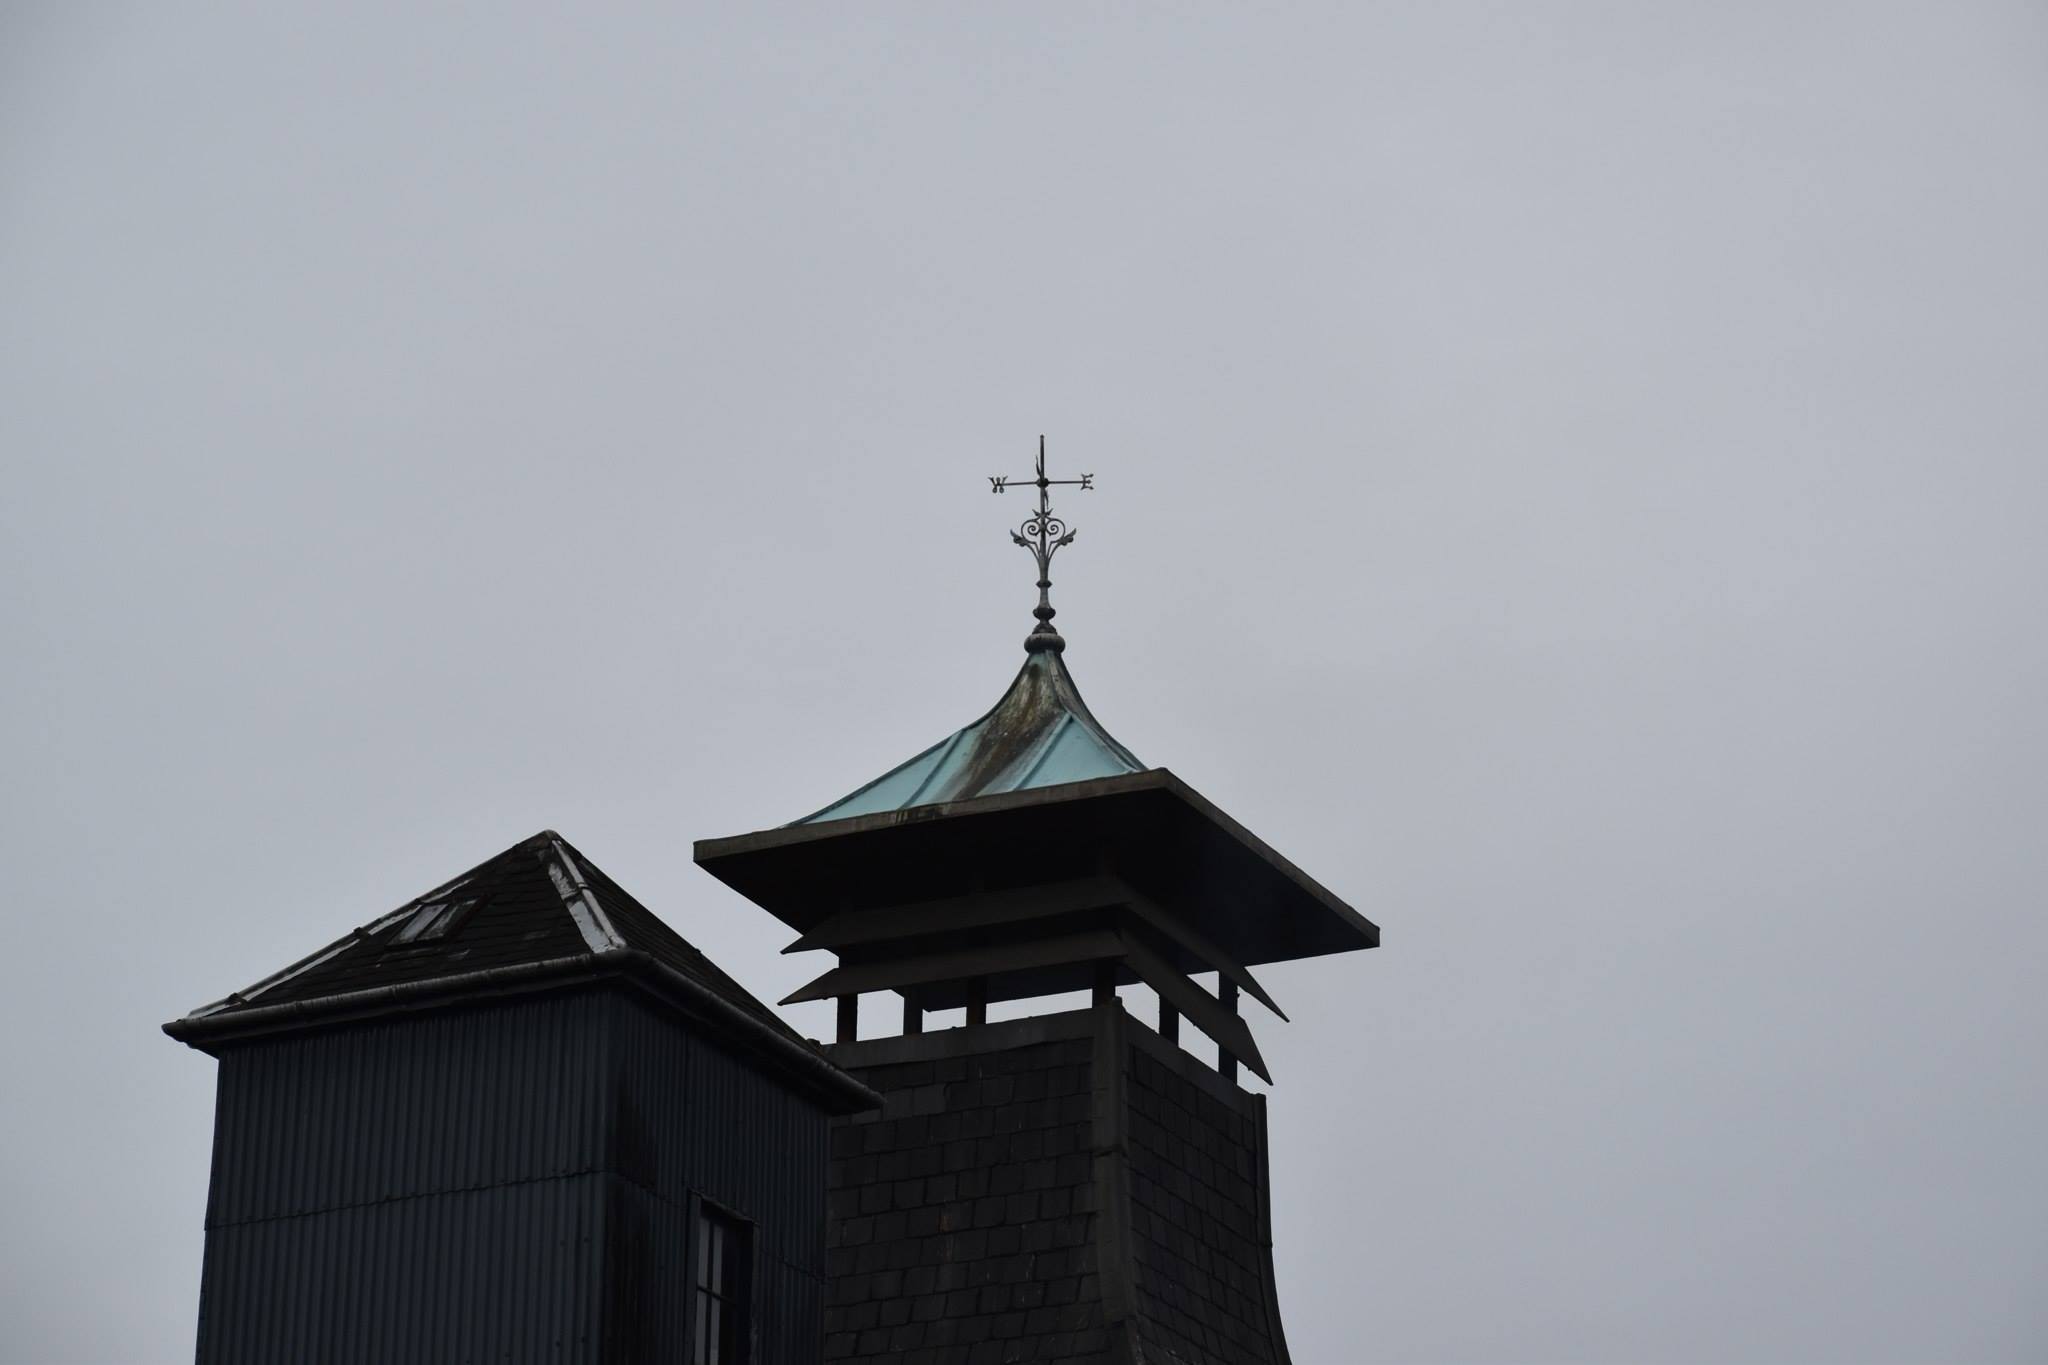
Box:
(989, 436), (1094, 653)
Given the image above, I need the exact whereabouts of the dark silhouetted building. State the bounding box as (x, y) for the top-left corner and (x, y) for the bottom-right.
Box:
(169, 581), (1377, 1363)
(165, 832), (877, 1364)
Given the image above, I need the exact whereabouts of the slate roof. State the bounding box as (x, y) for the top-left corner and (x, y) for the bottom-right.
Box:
(795, 649), (1144, 825)
(169, 829), (799, 1040)
(160, 830), (886, 1116)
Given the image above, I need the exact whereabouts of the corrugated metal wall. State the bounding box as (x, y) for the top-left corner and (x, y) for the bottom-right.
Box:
(201, 1174), (608, 1362)
(611, 993), (831, 1365)
(194, 989), (832, 1364)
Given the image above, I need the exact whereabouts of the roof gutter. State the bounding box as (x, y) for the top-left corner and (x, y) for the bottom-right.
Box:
(162, 947), (880, 1115)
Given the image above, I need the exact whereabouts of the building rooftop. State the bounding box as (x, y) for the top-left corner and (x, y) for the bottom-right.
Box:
(793, 646), (1144, 825)
(165, 829), (875, 1111)
(701, 641), (1378, 1087)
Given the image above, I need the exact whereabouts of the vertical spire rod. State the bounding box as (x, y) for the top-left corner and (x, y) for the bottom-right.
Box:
(990, 436), (1094, 653)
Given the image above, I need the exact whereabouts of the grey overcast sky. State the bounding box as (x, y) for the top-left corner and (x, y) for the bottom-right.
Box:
(3, 4), (2045, 1361)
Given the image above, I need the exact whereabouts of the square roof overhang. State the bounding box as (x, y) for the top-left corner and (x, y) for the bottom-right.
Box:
(693, 768), (1378, 970)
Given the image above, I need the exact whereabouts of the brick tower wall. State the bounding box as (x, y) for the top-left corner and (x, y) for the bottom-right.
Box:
(821, 1007), (1291, 1365)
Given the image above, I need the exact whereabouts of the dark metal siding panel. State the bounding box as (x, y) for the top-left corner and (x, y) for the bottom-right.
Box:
(193, 987), (833, 1364)
(600, 1180), (826, 1365)
(610, 993), (832, 1365)
(197, 1173), (606, 1365)
(600, 1176), (689, 1362)
(206, 993), (611, 1228)
(196, 994), (613, 1365)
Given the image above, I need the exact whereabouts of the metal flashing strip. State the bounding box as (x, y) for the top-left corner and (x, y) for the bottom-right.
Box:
(543, 840), (626, 953)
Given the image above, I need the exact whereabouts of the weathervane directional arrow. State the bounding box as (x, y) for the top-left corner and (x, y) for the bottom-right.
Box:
(989, 436), (1094, 653)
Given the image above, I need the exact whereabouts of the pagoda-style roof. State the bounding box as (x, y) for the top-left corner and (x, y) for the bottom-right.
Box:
(698, 646), (1379, 1087)
(165, 830), (874, 1112)
(794, 647), (1144, 824)
(706, 769), (1376, 966)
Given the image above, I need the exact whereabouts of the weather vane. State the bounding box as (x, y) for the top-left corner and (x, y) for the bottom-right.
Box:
(990, 435), (1094, 653)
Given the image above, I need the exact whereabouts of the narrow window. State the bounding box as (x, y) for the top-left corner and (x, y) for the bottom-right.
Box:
(691, 1203), (750, 1365)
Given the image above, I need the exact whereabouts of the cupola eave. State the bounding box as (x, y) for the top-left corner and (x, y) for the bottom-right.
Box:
(696, 766), (1381, 972)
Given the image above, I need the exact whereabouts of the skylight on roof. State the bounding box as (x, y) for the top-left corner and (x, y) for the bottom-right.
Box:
(392, 897), (478, 945)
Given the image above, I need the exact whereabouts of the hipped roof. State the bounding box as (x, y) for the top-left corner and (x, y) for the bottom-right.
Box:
(164, 830), (875, 1112)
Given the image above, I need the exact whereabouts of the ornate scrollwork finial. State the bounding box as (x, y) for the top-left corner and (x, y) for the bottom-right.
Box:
(989, 436), (1094, 653)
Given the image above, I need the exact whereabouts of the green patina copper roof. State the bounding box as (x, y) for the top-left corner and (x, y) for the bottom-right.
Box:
(794, 648), (1144, 825)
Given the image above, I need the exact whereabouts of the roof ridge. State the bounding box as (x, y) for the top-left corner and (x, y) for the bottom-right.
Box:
(548, 835), (807, 1044)
(540, 836), (627, 954)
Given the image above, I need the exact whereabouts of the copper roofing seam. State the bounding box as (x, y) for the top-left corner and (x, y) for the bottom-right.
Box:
(1047, 650), (1142, 770)
(997, 710), (1077, 796)
(900, 727), (971, 811)
(791, 649), (1146, 825)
